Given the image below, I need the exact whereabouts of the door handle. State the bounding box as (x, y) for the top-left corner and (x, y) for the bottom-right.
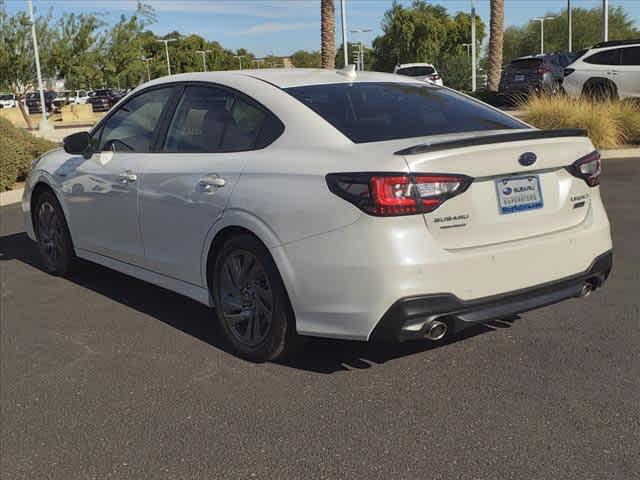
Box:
(117, 170), (137, 184)
(198, 174), (226, 193)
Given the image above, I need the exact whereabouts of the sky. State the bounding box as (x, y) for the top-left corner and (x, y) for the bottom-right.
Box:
(5, 0), (640, 57)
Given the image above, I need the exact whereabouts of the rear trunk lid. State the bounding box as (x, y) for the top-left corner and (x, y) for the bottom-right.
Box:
(397, 130), (596, 249)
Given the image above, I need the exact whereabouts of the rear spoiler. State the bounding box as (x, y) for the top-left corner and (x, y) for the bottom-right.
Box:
(395, 129), (588, 155)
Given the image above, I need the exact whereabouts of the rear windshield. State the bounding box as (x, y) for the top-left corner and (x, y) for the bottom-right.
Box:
(395, 66), (435, 77)
(508, 58), (543, 69)
(94, 90), (111, 96)
(0, 94), (13, 100)
(284, 82), (526, 143)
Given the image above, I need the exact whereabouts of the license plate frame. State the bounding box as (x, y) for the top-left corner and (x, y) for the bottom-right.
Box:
(495, 175), (544, 214)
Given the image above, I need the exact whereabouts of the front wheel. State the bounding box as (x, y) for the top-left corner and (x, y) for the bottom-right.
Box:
(211, 234), (299, 362)
(34, 190), (75, 275)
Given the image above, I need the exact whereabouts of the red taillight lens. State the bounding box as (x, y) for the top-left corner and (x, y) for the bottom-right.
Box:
(430, 74), (441, 81)
(326, 173), (472, 216)
(538, 66), (551, 74)
(567, 151), (601, 186)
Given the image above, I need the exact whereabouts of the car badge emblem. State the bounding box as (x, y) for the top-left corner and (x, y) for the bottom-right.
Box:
(519, 152), (537, 166)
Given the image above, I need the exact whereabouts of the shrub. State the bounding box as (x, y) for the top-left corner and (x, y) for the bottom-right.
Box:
(0, 117), (57, 190)
(520, 95), (640, 149)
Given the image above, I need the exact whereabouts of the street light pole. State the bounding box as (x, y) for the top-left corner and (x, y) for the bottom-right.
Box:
(157, 39), (176, 75)
(195, 50), (212, 72)
(471, 0), (477, 92)
(603, 0), (609, 41)
(568, 0), (572, 52)
(234, 55), (244, 70)
(533, 17), (555, 55)
(27, 0), (49, 130)
(340, 0), (348, 67)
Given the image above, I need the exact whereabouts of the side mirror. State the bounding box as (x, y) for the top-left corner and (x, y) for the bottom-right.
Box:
(63, 131), (93, 158)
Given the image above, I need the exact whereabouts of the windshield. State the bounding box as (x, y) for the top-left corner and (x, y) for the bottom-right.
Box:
(396, 66), (436, 77)
(0, 94), (13, 100)
(284, 82), (526, 144)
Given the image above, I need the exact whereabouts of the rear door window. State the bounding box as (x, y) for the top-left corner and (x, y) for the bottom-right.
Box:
(620, 46), (640, 66)
(285, 82), (527, 144)
(584, 49), (621, 65)
(164, 85), (282, 153)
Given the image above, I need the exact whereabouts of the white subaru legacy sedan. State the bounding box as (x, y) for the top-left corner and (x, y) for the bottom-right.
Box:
(22, 69), (613, 361)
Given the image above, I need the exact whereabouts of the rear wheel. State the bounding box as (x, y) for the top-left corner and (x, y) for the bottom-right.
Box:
(34, 190), (75, 275)
(583, 80), (617, 101)
(211, 234), (298, 362)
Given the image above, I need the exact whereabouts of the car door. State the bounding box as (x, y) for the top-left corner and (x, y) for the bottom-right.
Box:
(617, 46), (640, 98)
(582, 48), (620, 84)
(139, 83), (282, 285)
(62, 86), (178, 265)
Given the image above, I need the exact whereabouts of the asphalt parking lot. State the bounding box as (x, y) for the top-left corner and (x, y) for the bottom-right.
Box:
(1, 160), (639, 480)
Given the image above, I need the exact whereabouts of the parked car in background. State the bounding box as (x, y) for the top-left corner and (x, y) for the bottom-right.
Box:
(0, 93), (17, 108)
(394, 63), (444, 86)
(23, 69), (612, 361)
(499, 53), (574, 96)
(563, 39), (640, 100)
(26, 91), (56, 114)
(87, 89), (122, 112)
(52, 91), (73, 110)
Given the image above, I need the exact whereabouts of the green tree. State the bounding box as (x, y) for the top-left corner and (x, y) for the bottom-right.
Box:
(372, 1), (485, 73)
(503, 6), (639, 64)
(290, 50), (322, 68)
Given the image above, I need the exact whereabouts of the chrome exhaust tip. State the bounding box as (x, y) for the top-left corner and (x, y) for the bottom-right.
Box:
(579, 283), (593, 298)
(424, 320), (448, 341)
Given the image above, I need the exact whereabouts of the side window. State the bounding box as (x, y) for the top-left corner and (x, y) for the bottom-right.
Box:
(584, 49), (620, 65)
(164, 86), (230, 153)
(620, 46), (640, 66)
(220, 96), (266, 151)
(164, 85), (277, 153)
(99, 87), (175, 153)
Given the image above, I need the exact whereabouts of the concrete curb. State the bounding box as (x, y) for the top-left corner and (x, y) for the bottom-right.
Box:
(0, 149), (637, 207)
(0, 188), (23, 207)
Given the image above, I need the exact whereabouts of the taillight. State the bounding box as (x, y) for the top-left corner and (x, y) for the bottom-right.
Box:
(564, 68), (575, 76)
(567, 151), (601, 186)
(430, 74), (441, 81)
(326, 173), (473, 216)
(538, 66), (551, 74)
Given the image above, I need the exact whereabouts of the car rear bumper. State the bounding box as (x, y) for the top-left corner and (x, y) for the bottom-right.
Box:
(277, 191), (612, 341)
(370, 250), (612, 342)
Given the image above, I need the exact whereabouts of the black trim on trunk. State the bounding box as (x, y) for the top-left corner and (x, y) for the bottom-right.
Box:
(395, 129), (588, 156)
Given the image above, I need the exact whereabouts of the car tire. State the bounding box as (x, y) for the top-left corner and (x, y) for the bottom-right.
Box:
(584, 80), (617, 101)
(33, 190), (75, 275)
(211, 233), (299, 362)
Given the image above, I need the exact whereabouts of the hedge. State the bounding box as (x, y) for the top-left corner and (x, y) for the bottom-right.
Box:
(0, 117), (57, 191)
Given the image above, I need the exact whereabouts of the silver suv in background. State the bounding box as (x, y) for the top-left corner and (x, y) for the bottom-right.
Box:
(563, 39), (640, 100)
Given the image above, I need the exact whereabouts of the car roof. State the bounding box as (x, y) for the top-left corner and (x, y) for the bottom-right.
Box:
(145, 68), (426, 89)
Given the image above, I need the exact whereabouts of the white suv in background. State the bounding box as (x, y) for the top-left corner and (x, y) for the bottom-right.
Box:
(0, 93), (17, 108)
(394, 63), (444, 86)
(563, 40), (640, 99)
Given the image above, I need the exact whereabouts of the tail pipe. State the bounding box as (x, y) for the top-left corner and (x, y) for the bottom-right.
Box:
(424, 320), (448, 341)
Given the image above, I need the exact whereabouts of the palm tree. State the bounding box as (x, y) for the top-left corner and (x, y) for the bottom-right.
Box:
(487, 0), (504, 91)
(321, 0), (335, 69)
